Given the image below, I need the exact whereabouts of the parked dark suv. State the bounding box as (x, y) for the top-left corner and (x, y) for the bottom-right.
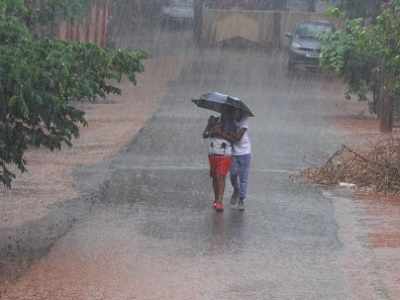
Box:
(286, 21), (334, 70)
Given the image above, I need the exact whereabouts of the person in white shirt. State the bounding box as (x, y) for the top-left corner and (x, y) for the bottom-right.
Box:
(228, 110), (252, 210)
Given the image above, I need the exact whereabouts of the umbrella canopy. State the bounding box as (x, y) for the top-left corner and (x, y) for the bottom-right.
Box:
(192, 92), (255, 117)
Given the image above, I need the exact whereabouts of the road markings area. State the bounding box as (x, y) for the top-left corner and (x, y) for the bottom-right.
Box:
(118, 165), (297, 175)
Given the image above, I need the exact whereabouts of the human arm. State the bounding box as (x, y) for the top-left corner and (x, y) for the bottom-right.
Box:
(203, 124), (212, 138)
(213, 127), (247, 143)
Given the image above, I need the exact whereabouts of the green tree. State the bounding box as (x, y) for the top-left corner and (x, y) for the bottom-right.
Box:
(321, 0), (400, 132)
(0, 0), (146, 187)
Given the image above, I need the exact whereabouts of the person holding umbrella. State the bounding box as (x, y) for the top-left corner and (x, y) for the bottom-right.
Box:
(208, 109), (252, 211)
(202, 106), (236, 212)
(193, 92), (254, 212)
(228, 109), (252, 211)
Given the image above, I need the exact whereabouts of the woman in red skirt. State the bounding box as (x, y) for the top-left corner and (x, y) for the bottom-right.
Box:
(203, 111), (236, 212)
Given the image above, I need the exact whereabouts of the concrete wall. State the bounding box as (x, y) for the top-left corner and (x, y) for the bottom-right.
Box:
(202, 7), (338, 48)
(57, 1), (111, 47)
(202, 8), (277, 47)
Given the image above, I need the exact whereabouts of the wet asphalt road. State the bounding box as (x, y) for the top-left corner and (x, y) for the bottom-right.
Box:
(93, 49), (348, 299)
(4, 26), (363, 299)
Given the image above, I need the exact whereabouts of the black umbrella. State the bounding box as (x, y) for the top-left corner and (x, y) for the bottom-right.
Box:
(192, 92), (255, 117)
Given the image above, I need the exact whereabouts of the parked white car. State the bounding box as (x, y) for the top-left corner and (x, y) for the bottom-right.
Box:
(161, 0), (194, 25)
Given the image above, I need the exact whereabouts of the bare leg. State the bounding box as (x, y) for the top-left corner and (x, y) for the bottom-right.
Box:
(216, 175), (226, 203)
(212, 176), (218, 202)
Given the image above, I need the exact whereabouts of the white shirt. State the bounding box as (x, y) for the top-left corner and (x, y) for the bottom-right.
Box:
(232, 118), (251, 156)
(208, 138), (232, 156)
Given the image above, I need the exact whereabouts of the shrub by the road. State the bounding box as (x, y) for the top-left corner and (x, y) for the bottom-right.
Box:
(0, 0), (147, 187)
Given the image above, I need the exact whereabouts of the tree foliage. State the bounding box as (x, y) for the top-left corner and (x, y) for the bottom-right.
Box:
(0, 0), (146, 187)
(321, 1), (400, 107)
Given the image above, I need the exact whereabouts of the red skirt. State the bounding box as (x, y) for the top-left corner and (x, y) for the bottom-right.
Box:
(208, 155), (232, 177)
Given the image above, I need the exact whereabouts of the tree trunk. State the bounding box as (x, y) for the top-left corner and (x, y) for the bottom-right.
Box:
(273, 11), (281, 49)
(377, 61), (393, 132)
(308, 0), (316, 12)
(380, 93), (393, 133)
(368, 0), (381, 18)
(193, 0), (204, 44)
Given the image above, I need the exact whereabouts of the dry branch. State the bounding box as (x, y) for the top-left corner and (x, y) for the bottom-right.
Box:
(302, 138), (400, 194)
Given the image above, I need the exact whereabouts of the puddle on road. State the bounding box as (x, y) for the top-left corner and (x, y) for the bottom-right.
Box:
(2, 199), (346, 300)
(0, 204), (255, 300)
(2, 172), (345, 300)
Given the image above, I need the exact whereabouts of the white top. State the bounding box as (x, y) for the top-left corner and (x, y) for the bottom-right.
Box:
(232, 118), (251, 156)
(208, 138), (232, 156)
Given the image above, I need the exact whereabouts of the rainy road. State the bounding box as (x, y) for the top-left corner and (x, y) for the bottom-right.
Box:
(2, 26), (391, 299)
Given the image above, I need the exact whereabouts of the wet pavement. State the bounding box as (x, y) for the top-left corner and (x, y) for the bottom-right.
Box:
(2, 24), (400, 300)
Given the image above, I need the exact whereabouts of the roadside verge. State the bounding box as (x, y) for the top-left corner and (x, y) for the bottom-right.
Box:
(0, 56), (181, 285)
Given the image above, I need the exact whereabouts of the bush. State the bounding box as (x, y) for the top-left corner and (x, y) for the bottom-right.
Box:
(0, 0), (147, 187)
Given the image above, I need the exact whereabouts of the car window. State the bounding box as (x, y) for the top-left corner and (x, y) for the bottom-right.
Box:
(295, 23), (333, 39)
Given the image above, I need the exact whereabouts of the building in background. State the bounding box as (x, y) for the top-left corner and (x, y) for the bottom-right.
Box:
(203, 0), (336, 11)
